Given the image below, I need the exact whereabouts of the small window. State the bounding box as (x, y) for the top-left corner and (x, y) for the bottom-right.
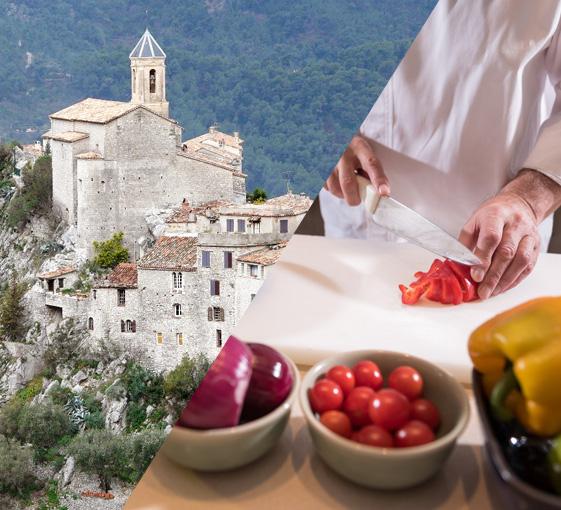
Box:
(173, 272), (183, 290)
(226, 219), (234, 232)
(280, 219), (289, 234)
(88, 317), (94, 331)
(251, 222), (261, 234)
(156, 332), (163, 344)
(237, 219), (246, 233)
(47, 280), (54, 292)
(174, 303), (182, 317)
(210, 279), (220, 296)
(250, 293), (256, 301)
(223, 251), (233, 269)
(117, 289), (126, 306)
(216, 329), (223, 348)
(176, 332), (184, 346)
(58, 278), (65, 289)
(201, 251), (211, 268)
(92, 290), (97, 300)
(208, 306), (224, 321)
(249, 264), (259, 278)
(149, 69), (156, 94)
(125, 319), (132, 332)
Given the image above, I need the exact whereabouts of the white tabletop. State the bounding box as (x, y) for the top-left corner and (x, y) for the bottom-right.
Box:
(234, 235), (561, 383)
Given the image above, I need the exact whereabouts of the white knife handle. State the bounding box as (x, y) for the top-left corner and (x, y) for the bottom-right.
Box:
(357, 175), (381, 215)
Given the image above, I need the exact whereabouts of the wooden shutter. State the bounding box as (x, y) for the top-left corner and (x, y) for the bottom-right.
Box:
(121, 320), (125, 332)
(208, 307), (213, 321)
(219, 308), (225, 322)
(131, 320), (136, 333)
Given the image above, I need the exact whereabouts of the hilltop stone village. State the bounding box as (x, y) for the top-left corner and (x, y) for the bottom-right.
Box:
(31, 30), (311, 371)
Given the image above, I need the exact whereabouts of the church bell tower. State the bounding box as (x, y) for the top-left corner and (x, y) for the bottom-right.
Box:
(130, 29), (169, 118)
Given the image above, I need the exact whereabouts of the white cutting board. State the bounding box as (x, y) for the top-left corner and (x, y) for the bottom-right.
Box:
(234, 234), (561, 384)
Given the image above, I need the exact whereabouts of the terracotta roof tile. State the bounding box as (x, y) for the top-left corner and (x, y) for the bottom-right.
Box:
(38, 266), (76, 279)
(42, 130), (89, 143)
(76, 151), (103, 160)
(166, 199), (234, 224)
(181, 127), (243, 170)
(237, 242), (287, 266)
(96, 263), (138, 288)
(138, 236), (198, 271)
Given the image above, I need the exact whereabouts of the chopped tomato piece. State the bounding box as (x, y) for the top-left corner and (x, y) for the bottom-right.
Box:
(399, 258), (479, 306)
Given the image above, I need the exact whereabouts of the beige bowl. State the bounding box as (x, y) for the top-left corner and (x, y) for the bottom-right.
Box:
(161, 354), (299, 471)
(300, 350), (469, 489)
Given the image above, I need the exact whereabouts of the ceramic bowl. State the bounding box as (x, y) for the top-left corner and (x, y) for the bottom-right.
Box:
(161, 353), (299, 471)
(300, 350), (469, 489)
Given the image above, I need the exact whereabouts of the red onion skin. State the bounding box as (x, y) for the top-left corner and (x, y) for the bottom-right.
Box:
(178, 336), (253, 429)
(242, 343), (293, 420)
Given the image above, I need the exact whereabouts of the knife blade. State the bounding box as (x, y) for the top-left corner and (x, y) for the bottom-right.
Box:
(357, 176), (481, 266)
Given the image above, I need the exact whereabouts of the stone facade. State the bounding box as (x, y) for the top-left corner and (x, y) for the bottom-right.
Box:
(35, 30), (312, 372)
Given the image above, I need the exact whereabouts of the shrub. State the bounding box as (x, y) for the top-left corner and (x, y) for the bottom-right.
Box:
(92, 232), (129, 269)
(66, 429), (127, 492)
(164, 353), (211, 419)
(122, 362), (164, 406)
(5, 155), (52, 228)
(13, 376), (43, 403)
(120, 429), (165, 483)
(0, 434), (38, 497)
(17, 402), (75, 459)
(0, 272), (28, 343)
(247, 187), (268, 204)
(42, 319), (87, 377)
(126, 401), (147, 432)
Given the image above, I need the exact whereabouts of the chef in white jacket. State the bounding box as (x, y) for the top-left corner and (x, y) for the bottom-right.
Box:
(320, 0), (561, 300)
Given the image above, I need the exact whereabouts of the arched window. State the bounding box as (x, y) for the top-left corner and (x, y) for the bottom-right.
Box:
(149, 69), (156, 93)
(88, 317), (94, 331)
(174, 303), (182, 317)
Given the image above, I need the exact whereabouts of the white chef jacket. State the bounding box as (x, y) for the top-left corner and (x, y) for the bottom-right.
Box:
(320, 0), (561, 251)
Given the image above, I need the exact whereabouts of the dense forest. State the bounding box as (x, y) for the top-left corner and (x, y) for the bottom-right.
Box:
(0, 0), (436, 196)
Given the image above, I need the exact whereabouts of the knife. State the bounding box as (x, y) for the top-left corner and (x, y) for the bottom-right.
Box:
(357, 176), (481, 266)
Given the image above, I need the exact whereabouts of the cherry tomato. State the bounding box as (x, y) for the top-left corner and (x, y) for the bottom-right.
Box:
(395, 420), (435, 447)
(353, 360), (383, 390)
(319, 410), (352, 438)
(343, 386), (376, 428)
(350, 431), (362, 442)
(411, 398), (440, 430)
(388, 366), (423, 400)
(326, 365), (356, 396)
(309, 379), (343, 413)
(354, 425), (394, 448)
(368, 388), (410, 431)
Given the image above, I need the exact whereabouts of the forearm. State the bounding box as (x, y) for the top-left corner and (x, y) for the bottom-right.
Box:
(500, 169), (561, 224)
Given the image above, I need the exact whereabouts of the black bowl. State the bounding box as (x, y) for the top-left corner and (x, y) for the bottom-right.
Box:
(472, 370), (561, 509)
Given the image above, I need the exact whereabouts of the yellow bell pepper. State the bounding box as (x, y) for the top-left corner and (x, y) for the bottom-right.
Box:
(468, 297), (561, 437)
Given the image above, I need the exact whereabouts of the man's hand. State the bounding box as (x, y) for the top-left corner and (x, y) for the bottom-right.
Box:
(460, 170), (561, 299)
(325, 135), (390, 205)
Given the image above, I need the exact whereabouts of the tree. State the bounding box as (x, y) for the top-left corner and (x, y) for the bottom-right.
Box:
(0, 434), (37, 497)
(0, 273), (27, 343)
(66, 430), (127, 492)
(247, 187), (268, 204)
(164, 353), (210, 419)
(92, 232), (129, 269)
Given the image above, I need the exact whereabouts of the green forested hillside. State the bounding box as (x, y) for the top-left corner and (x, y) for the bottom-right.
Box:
(0, 0), (436, 195)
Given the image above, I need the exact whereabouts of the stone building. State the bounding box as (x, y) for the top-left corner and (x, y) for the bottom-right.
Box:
(43, 29), (246, 258)
(34, 29), (312, 370)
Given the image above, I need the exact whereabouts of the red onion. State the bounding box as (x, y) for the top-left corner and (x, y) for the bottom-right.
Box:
(178, 336), (253, 429)
(241, 343), (293, 420)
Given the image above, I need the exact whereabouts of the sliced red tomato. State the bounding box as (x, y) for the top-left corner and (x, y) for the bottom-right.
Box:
(399, 258), (479, 306)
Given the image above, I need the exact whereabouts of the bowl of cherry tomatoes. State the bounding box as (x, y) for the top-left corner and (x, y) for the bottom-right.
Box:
(300, 350), (469, 489)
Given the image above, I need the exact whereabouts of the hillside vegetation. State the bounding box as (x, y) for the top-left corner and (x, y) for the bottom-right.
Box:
(0, 0), (436, 195)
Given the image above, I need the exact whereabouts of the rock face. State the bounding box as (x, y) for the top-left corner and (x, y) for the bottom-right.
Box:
(104, 398), (128, 433)
(59, 456), (76, 487)
(0, 342), (43, 403)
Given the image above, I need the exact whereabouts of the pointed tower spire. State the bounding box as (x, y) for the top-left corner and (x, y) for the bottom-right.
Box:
(130, 29), (169, 117)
